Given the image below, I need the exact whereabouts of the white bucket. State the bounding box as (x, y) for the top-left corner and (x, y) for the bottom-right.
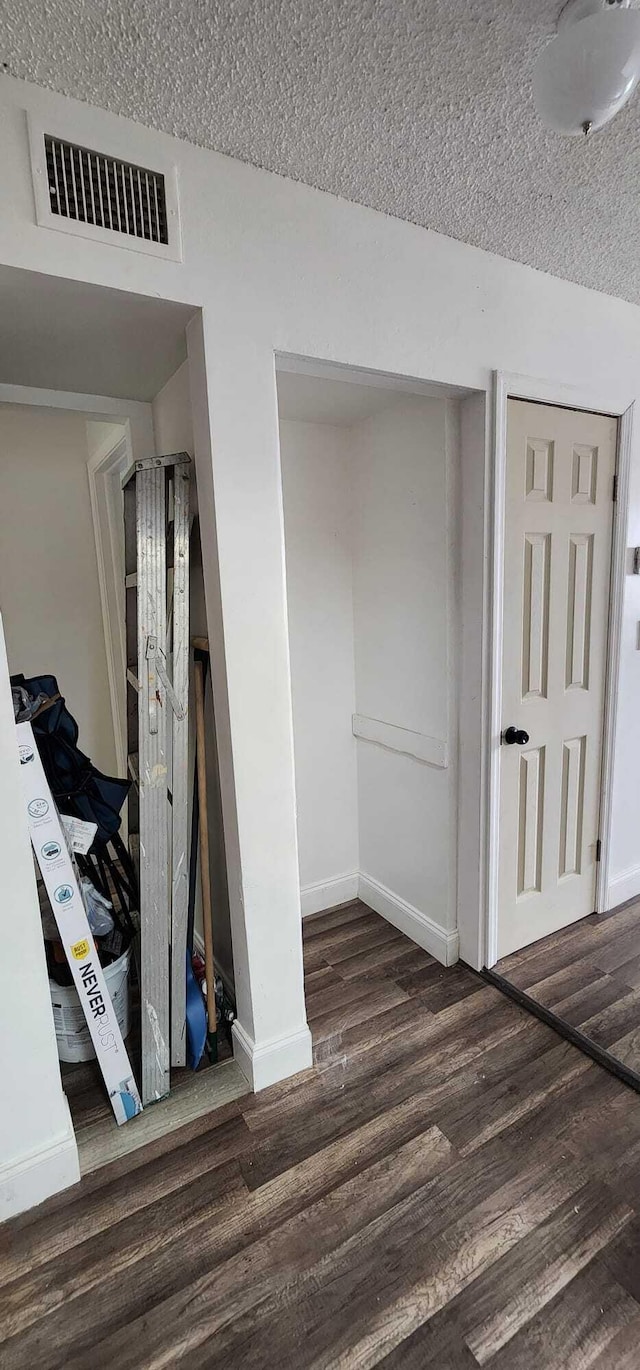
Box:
(50, 947), (131, 1064)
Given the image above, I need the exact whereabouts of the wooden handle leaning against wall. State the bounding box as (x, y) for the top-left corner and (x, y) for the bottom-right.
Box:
(193, 641), (217, 1062)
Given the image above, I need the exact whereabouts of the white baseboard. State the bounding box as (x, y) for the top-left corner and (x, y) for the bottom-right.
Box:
(359, 873), (459, 967)
(0, 1100), (79, 1221)
(231, 1019), (313, 1092)
(301, 872), (359, 918)
(606, 864), (640, 910)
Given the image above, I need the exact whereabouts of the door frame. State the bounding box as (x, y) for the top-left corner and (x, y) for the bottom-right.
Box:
(485, 370), (636, 968)
(86, 426), (133, 777)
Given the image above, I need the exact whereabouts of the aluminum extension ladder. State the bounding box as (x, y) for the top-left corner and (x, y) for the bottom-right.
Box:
(123, 453), (191, 1103)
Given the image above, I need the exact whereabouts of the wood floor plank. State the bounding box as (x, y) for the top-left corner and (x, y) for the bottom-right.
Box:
(464, 1186), (632, 1364)
(302, 901), (366, 937)
(610, 951), (640, 990)
(377, 1322), (479, 1369)
(301, 944), (335, 974)
(308, 979), (410, 1041)
(408, 1181), (631, 1366)
(301, 909), (387, 955)
(2, 1123), (453, 1370)
(549, 974), (628, 1030)
(239, 1010), (551, 1191)
(0, 1159), (247, 1344)
(325, 921), (406, 964)
(315, 985), (527, 1090)
(588, 1313), (640, 1370)
(132, 1141), (575, 1370)
(579, 988), (640, 1051)
(499, 902), (640, 988)
(303, 964), (337, 993)
(64, 1129), (456, 1370)
(607, 1023), (640, 1073)
(499, 900), (640, 1088)
(525, 958), (606, 1008)
(3, 903), (640, 1370)
(602, 1214), (640, 1303)
(336, 941), (435, 982)
(304, 970), (393, 1019)
(497, 925), (601, 986)
(592, 923), (640, 975)
(484, 1262), (640, 1370)
(311, 983), (492, 1069)
(0, 1110), (254, 1284)
(205, 1153), (589, 1370)
(440, 1039), (590, 1157)
(202, 1106), (585, 1370)
(245, 1023), (555, 1197)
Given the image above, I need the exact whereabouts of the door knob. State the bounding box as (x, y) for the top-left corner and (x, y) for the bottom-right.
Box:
(503, 726), (530, 746)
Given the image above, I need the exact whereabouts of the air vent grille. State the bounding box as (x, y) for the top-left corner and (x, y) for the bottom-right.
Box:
(44, 135), (168, 245)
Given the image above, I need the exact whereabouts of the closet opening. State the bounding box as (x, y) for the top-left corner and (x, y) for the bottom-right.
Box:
(277, 358), (481, 1051)
(0, 265), (242, 1173)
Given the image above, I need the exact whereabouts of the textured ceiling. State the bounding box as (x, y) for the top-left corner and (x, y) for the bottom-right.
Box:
(3, 1), (640, 304)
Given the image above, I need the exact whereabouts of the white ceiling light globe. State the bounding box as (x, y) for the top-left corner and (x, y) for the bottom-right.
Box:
(534, 5), (640, 136)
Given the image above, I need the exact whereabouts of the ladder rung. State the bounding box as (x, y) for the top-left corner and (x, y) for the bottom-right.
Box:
(127, 669), (140, 693)
(127, 753), (139, 786)
(125, 572), (137, 589)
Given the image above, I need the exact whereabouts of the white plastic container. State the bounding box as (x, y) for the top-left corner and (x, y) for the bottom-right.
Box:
(50, 947), (131, 1063)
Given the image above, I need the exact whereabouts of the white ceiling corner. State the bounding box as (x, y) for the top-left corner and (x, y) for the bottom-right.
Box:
(3, 1), (640, 305)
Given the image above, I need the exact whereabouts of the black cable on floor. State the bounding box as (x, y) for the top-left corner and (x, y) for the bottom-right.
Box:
(481, 965), (640, 1096)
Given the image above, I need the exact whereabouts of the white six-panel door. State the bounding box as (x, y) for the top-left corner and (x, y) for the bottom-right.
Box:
(498, 399), (617, 958)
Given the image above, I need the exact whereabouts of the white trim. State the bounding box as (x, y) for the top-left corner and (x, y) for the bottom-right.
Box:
(231, 1019), (313, 1092)
(598, 405), (635, 913)
(0, 1105), (79, 1221)
(606, 863), (640, 909)
(275, 352), (472, 401)
(359, 872), (459, 967)
(352, 714), (448, 768)
(457, 392), (492, 971)
(27, 112), (183, 263)
(486, 376), (509, 967)
(86, 428), (132, 776)
(301, 873), (359, 917)
(486, 371), (636, 968)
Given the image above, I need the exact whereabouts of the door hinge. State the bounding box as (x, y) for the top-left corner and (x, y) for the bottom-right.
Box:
(613, 474), (618, 502)
(596, 838), (602, 863)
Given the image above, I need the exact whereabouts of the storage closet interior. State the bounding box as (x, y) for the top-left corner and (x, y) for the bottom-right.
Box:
(277, 364), (466, 960)
(0, 265), (239, 1169)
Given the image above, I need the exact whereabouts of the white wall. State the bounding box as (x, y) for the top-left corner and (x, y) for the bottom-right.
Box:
(280, 419), (359, 912)
(152, 363), (235, 987)
(0, 617), (79, 1218)
(4, 74), (640, 1201)
(0, 403), (117, 774)
(608, 455), (640, 903)
(281, 396), (458, 959)
(353, 397), (456, 950)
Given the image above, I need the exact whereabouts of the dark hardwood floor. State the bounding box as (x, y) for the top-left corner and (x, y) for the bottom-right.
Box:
(3, 900), (640, 1367)
(497, 898), (640, 1078)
